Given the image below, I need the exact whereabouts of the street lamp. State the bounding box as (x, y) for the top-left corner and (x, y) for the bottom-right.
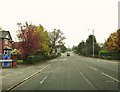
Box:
(88, 29), (94, 58)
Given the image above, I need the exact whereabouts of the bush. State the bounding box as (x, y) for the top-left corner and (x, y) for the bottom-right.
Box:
(25, 54), (58, 64)
(99, 50), (110, 56)
(47, 55), (58, 60)
(26, 55), (47, 64)
(99, 50), (120, 60)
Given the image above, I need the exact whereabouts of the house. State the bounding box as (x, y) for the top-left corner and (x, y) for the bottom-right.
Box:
(0, 31), (13, 59)
(13, 42), (21, 50)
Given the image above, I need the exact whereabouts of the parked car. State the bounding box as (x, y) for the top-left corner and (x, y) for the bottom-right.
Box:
(67, 53), (70, 56)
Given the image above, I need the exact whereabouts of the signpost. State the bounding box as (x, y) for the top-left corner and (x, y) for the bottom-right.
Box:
(0, 60), (13, 67)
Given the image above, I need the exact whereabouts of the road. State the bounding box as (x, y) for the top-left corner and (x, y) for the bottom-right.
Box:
(11, 52), (119, 91)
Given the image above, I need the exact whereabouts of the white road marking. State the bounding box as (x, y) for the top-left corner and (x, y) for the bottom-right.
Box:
(47, 66), (49, 68)
(39, 64), (50, 72)
(3, 64), (50, 78)
(40, 77), (47, 84)
(90, 66), (98, 71)
(101, 72), (120, 82)
(79, 71), (95, 88)
(6, 64), (50, 91)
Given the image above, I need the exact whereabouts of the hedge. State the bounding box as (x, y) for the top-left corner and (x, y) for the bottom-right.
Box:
(25, 55), (58, 64)
(99, 50), (120, 60)
(26, 55), (47, 64)
(99, 50), (110, 56)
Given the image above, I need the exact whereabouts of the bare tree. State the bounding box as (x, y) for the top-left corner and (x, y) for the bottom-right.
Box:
(49, 29), (66, 54)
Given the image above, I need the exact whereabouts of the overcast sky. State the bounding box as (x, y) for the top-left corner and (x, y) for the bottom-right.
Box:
(0, 0), (119, 48)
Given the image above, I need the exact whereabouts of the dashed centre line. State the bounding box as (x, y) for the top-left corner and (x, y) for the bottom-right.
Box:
(6, 64), (50, 91)
(89, 65), (119, 83)
(40, 77), (48, 84)
(101, 72), (120, 82)
(90, 66), (98, 71)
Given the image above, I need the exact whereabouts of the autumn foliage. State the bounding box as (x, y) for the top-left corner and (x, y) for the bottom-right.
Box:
(17, 22), (40, 60)
(117, 29), (120, 51)
(105, 29), (120, 51)
(36, 25), (51, 54)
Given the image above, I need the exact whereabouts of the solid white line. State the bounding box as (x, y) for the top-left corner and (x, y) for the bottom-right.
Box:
(39, 64), (50, 71)
(6, 64), (50, 91)
(90, 66), (98, 71)
(79, 72), (95, 88)
(40, 77), (47, 84)
(101, 72), (120, 82)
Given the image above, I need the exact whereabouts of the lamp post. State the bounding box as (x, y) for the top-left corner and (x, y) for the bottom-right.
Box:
(88, 29), (94, 58)
(92, 30), (94, 58)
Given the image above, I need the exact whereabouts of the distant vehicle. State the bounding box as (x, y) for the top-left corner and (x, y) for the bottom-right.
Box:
(58, 53), (61, 56)
(67, 53), (70, 56)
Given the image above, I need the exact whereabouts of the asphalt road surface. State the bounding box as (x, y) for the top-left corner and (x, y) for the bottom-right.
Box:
(12, 52), (119, 91)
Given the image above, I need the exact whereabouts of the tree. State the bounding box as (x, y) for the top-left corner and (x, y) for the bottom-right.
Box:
(117, 29), (120, 51)
(99, 29), (120, 59)
(105, 32), (119, 51)
(85, 35), (100, 56)
(59, 44), (67, 53)
(103, 29), (120, 59)
(75, 35), (100, 56)
(17, 22), (40, 60)
(77, 41), (85, 54)
(72, 45), (78, 53)
(49, 29), (66, 54)
(36, 25), (51, 55)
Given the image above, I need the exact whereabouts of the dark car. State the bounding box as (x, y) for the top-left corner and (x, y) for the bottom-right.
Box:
(57, 53), (61, 56)
(67, 53), (70, 56)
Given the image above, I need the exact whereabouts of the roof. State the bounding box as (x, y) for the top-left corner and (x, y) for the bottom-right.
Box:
(0, 31), (12, 40)
(13, 42), (20, 49)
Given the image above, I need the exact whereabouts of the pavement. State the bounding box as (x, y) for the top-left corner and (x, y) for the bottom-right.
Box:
(0, 52), (119, 91)
(1, 61), (51, 91)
